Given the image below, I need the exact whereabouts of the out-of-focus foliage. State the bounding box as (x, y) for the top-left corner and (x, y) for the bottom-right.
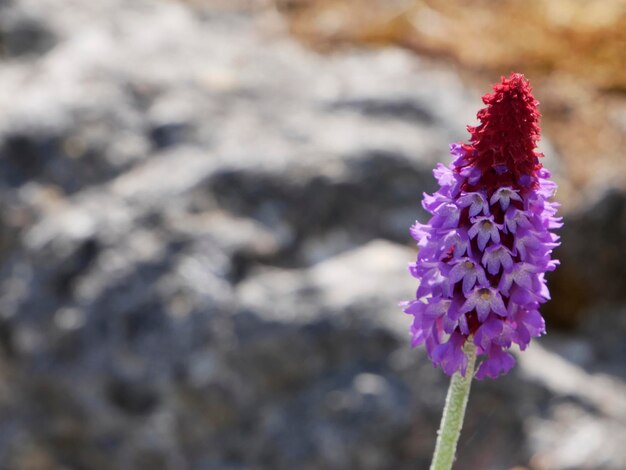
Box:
(277, 0), (626, 208)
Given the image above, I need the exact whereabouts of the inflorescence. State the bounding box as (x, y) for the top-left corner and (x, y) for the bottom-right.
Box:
(404, 73), (561, 379)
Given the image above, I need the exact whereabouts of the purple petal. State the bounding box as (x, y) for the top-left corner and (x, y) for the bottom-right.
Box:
(475, 347), (516, 380)
(477, 230), (490, 251)
(474, 318), (503, 349)
(475, 299), (491, 321)
(432, 333), (468, 376)
(490, 293), (508, 317)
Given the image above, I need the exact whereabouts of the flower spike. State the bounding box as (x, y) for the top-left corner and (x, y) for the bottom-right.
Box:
(404, 73), (561, 379)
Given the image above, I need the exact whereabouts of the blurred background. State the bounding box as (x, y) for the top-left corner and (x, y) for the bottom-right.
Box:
(0, 0), (624, 468)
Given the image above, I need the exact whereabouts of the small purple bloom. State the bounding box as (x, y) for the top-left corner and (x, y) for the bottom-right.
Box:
(460, 287), (507, 321)
(490, 187), (522, 211)
(410, 221), (429, 243)
(457, 191), (489, 217)
(431, 331), (468, 376)
(481, 244), (514, 275)
(513, 229), (545, 260)
(415, 262), (451, 298)
(468, 216), (501, 251)
(475, 346), (516, 379)
(440, 229), (472, 259)
(449, 258), (488, 294)
(498, 262), (541, 296)
(504, 207), (532, 234)
(431, 203), (460, 229)
(473, 317), (503, 349)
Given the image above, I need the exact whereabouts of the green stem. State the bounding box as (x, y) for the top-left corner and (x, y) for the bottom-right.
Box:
(429, 340), (477, 470)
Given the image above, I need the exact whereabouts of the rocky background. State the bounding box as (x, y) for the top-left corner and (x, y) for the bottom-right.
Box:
(0, 1), (624, 469)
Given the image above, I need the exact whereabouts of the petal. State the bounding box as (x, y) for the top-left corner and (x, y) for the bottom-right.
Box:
(458, 314), (469, 335)
(489, 191), (500, 206)
(482, 251), (500, 275)
(500, 251), (514, 270)
(490, 294), (508, 317)
(443, 314), (458, 334)
(408, 262), (419, 278)
(462, 271), (477, 294)
(411, 328), (426, 347)
(477, 231), (490, 251)
(518, 309), (546, 336)
(475, 268), (489, 287)
(513, 322), (531, 350)
(422, 192), (447, 213)
(425, 299), (448, 318)
(448, 262), (467, 284)
(468, 223), (479, 239)
(468, 203), (482, 218)
(475, 299), (491, 321)
(433, 163), (455, 187)
(505, 217), (517, 234)
(498, 273), (514, 295)
(403, 300), (426, 316)
(431, 335), (467, 376)
(513, 268), (534, 290)
(447, 296), (465, 322)
(459, 295), (477, 315)
(490, 227), (501, 244)
(510, 284), (541, 305)
(410, 221), (429, 242)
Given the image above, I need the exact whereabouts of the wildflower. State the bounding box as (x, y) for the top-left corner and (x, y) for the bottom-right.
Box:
(405, 73), (561, 379)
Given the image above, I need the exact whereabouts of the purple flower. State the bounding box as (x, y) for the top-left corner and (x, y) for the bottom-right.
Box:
(481, 244), (514, 275)
(449, 258), (488, 294)
(490, 187), (522, 211)
(498, 262), (542, 296)
(403, 74), (561, 379)
(460, 287), (507, 321)
(468, 216), (501, 251)
(504, 207), (532, 234)
(440, 229), (472, 259)
(432, 203), (461, 229)
(474, 346), (516, 379)
(432, 331), (468, 376)
(457, 192), (489, 217)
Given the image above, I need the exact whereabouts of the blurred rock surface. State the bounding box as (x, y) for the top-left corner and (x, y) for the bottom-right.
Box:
(0, 0), (624, 469)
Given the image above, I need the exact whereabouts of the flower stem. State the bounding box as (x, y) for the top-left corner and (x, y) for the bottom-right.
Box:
(429, 340), (477, 470)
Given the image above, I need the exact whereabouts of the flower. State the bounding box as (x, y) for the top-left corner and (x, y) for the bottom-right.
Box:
(404, 73), (561, 379)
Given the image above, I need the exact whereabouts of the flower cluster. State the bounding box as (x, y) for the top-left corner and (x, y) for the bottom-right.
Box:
(404, 73), (561, 379)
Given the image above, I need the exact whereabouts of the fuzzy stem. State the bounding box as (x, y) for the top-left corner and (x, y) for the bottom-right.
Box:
(429, 340), (477, 470)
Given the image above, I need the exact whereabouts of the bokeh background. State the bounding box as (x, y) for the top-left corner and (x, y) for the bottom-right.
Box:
(0, 0), (625, 469)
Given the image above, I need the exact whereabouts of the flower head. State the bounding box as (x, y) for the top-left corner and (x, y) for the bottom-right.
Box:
(404, 73), (561, 379)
